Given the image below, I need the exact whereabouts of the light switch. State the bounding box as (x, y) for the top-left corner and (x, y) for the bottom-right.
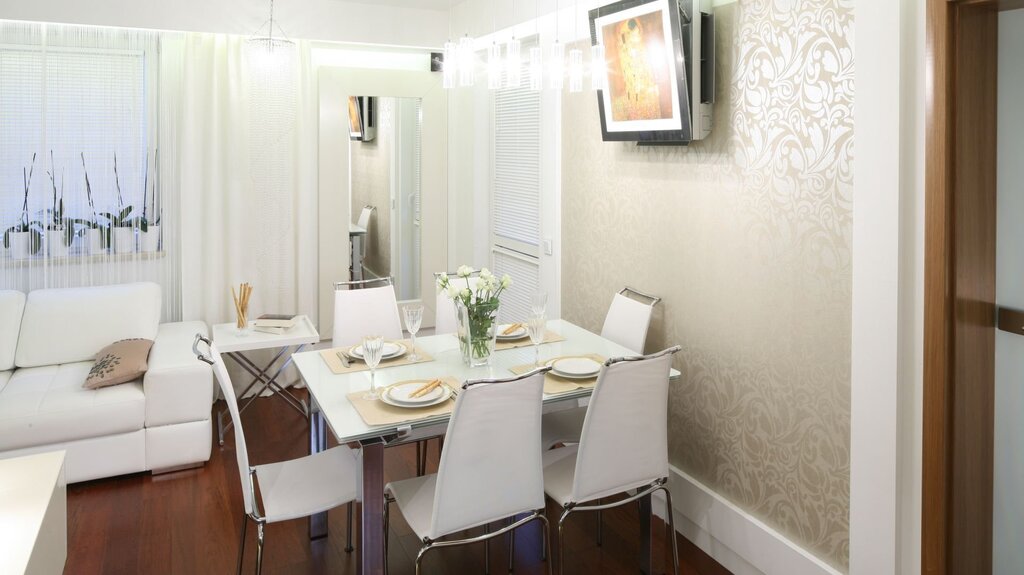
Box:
(543, 239), (553, 256)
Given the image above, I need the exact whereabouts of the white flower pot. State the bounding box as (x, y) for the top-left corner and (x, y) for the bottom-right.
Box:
(7, 231), (32, 259)
(140, 225), (160, 252)
(46, 229), (68, 257)
(87, 228), (105, 255)
(113, 227), (135, 254)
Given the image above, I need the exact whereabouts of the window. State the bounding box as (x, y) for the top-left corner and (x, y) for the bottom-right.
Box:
(0, 23), (157, 256)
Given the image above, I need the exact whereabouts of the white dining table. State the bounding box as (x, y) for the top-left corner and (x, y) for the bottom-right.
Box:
(293, 319), (680, 575)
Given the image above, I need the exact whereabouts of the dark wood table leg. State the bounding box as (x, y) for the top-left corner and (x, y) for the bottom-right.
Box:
(360, 439), (386, 575)
(308, 405), (328, 540)
(639, 493), (652, 575)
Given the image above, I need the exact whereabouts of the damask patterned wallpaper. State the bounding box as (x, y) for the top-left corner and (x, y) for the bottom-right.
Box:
(560, 0), (853, 568)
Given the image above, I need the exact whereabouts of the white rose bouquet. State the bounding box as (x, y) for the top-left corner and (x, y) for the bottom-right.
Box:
(437, 266), (512, 365)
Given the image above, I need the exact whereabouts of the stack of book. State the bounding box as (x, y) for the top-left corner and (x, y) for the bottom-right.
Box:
(253, 314), (299, 335)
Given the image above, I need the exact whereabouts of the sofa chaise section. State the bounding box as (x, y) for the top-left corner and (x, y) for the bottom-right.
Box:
(0, 283), (213, 483)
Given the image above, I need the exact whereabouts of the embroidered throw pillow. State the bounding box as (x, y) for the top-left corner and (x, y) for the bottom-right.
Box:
(83, 338), (154, 390)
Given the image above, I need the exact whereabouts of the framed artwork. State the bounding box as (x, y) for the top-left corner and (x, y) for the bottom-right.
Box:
(589, 0), (693, 143)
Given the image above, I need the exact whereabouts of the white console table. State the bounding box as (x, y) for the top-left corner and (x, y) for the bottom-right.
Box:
(0, 451), (67, 575)
(212, 315), (320, 445)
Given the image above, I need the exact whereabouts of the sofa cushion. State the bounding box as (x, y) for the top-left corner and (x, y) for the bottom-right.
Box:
(15, 282), (161, 368)
(0, 362), (146, 451)
(0, 291), (26, 371)
(84, 338), (154, 390)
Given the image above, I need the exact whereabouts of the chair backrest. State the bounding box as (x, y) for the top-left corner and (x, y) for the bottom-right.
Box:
(599, 288), (659, 353)
(332, 278), (403, 347)
(356, 206), (375, 258)
(434, 271), (480, 335)
(194, 335), (257, 516)
(570, 347), (680, 503)
(430, 368), (549, 539)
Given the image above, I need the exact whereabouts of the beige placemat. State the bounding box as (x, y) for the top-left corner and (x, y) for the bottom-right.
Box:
(347, 377), (459, 426)
(493, 329), (566, 351)
(510, 354), (606, 395)
(319, 340), (434, 375)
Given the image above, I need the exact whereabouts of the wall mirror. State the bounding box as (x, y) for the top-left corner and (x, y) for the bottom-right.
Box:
(348, 96), (423, 302)
(318, 68), (446, 337)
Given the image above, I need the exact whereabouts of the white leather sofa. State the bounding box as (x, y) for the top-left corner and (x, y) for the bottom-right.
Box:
(0, 282), (212, 483)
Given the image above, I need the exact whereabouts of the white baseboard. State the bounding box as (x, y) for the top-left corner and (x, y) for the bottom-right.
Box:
(652, 466), (844, 575)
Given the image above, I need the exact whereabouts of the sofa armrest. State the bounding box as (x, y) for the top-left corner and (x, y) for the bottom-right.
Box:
(144, 321), (213, 428)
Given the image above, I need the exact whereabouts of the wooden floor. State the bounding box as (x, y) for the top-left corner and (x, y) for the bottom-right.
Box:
(65, 390), (731, 575)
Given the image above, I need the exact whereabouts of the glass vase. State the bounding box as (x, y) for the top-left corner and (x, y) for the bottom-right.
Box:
(455, 299), (499, 367)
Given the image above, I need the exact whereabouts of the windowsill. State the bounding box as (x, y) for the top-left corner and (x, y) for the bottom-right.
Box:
(0, 250), (167, 268)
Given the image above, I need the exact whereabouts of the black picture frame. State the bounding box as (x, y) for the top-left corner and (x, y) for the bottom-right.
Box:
(589, 0), (693, 143)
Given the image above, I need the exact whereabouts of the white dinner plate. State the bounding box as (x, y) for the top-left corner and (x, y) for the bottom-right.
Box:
(381, 380), (451, 409)
(547, 356), (602, 379)
(496, 324), (528, 340)
(350, 341), (406, 361)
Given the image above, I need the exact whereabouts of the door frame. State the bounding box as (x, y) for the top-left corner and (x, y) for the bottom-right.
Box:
(922, 1), (1012, 573)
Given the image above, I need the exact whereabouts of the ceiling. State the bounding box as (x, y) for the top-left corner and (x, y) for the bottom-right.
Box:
(336, 0), (452, 11)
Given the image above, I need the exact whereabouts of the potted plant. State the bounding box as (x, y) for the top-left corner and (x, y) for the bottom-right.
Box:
(140, 149), (160, 253)
(3, 154), (42, 259)
(43, 152), (76, 257)
(102, 153), (137, 254)
(437, 266), (512, 366)
(74, 153), (106, 255)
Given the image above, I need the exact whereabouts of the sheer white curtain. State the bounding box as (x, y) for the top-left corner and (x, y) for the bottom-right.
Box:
(161, 33), (318, 391)
(0, 22), (181, 321)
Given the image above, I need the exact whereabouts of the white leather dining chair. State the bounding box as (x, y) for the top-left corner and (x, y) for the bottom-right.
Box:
(193, 335), (361, 575)
(334, 277), (438, 474)
(600, 286), (661, 353)
(540, 286), (662, 451)
(333, 277), (404, 347)
(352, 205), (376, 280)
(383, 367), (553, 575)
(542, 346), (681, 575)
(433, 269), (480, 335)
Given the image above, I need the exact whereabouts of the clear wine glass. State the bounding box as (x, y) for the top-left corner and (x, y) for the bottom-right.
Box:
(361, 335), (386, 400)
(527, 312), (547, 367)
(403, 304), (424, 361)
(531, 291), (548, 316)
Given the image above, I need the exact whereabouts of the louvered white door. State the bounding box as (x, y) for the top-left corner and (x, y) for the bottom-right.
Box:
(491, 40), (542, 324)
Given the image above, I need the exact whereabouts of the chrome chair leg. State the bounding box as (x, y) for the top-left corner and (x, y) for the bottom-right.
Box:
(384, 496), (391, 575)
(557, 509), (572, 575)
(485, 523), (491, 575)
(538, 512), (552, 574)
(254, 522), (265, 575)
(415, 543), (432, 575)
(508, 516), (515, 573)
(236, 514), (248, 575)
(346, 502), (355, 552)
(662, 488), (679, 575)
(596, 504), (603, 547)
(416, 441), (424, 476)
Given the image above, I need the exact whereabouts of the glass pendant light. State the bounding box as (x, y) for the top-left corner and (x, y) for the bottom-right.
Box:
(505, 0), (521, 88)
(443, 39), (457, 89)
(549, 41), (565, 90)
(566, 0), (582, 93)
(529, 46), (544, 91)
(458, 34), (475, 87)
(506, 36), (522, 88)
(590, 43), (606, 90)
(568, 48), (583, 92)
(548, 0), (564, 90)
(487, 42), (503, 89)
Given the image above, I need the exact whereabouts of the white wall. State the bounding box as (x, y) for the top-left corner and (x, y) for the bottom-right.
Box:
(0, 0), (449, 47)
(994, 9), (1024, 575)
